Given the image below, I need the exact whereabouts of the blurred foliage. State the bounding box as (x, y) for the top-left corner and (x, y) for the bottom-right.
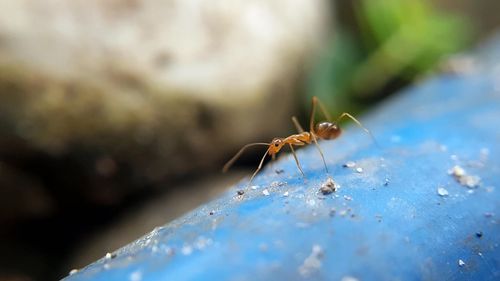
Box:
(308, 0), (472, 116)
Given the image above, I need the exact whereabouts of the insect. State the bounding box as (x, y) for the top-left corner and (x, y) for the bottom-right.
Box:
(222, 96), (376, 186)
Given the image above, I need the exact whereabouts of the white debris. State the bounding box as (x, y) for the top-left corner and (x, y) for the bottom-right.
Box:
(271, 181), (286, 187)
(437, 187), (449, 197)
(390, 135), (401, 143)
(194, 236), (212, 250)
(355, 167), (363, 173)
(449, 165), (465, 177)
(343, 161), (356, 168)
(458, 259), (465, 267)
(298, 244), (324, 277)
(250, 185), (259, 190)
(341, 276), (359, 281)
(130, 270), (142, 281)
(262, 189), (270, 196)
(448, 165), (481, 188)
(105, 252), (113, 259)
(69, 269), (78, 275)
(480, 148), (489, 160)
(283, 191), (289, 197)
(181, 245), (193, 255)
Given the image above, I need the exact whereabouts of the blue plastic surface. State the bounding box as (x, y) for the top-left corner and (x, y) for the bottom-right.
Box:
(64, 39), (500, 281)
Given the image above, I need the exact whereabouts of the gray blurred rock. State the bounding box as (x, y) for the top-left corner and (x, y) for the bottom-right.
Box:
(0, 0), (329, 187)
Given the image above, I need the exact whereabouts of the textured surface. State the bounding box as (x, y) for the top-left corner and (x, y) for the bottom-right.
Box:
(64, 38), (500, 281)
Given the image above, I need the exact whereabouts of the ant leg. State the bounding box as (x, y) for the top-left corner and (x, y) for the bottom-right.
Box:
(292, 116), (305, 133)
(223, 142), (270, 172)
(288, 144), (305, 178)
(309, 97), (318, 132)
(248, 148), (271, 187)
(310, 96), (333, 131)
(314, 96), (333, 122)
(336, 113), (379, 147)
(310, 133), (330, 175)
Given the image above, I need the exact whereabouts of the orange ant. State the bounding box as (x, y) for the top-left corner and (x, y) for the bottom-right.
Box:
(222, 96), (376, 186)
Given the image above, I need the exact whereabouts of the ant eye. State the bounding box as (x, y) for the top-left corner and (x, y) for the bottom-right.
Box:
(274, 143), (279, 147)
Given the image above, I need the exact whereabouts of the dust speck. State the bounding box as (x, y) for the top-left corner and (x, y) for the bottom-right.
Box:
(262, 189), (270, 196)
(484, 212), (494, 218)
(341, 276), (359, 281)
(283, 191), (289, 197)
(437, 187), (449, 197)
(343, 161), (356, 168)
(448, 165), (481, 188)
(458, 259), (465, 267)
(298, 245), (324, 277)
(130, 270), (142, 281)
(355, 167), (363, 173)
(237, 190), (245, 195)
(344, 195), (353, 201)
(181, 245), (193, 255)
(250, 185), (259, 190)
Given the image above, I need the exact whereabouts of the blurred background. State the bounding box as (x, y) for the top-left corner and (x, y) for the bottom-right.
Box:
(0, 0), (498, 280)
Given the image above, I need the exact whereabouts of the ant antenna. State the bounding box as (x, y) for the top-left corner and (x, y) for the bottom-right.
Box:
(336, 113), (380, 147)
(222, 143), (270, 173)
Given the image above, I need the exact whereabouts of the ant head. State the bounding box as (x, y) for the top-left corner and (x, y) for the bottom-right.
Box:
(268, 138), (285, 154)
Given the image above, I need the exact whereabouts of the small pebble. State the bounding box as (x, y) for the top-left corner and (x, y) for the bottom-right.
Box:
(437, 187), (449, 197)
(475, 231), (483, 238)
(283, 191), (289, 197)
(458, 259), (465, 267)
(105, 252), (116, 259)
(250, 185), (259, 190)
(275, 169), (284, 174)
(355, 167), (363, 173)
(343, 161), (356, 168)
(209, 211), (214, 215)
(319, 178), (338, 194)
(237, 190), (245, 195)
(262, 189), (270, 196)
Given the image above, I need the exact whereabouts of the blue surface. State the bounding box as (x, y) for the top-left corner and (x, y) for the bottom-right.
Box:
(65, 39), (500, 281)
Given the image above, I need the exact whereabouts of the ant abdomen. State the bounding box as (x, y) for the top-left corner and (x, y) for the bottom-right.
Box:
(315, 122), (342, 140)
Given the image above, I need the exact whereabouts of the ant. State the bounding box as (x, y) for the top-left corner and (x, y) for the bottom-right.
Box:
(223, 96), (376, 186)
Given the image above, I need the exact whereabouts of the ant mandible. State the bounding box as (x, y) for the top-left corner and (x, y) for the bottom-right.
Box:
(223, 96), (376, 186)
